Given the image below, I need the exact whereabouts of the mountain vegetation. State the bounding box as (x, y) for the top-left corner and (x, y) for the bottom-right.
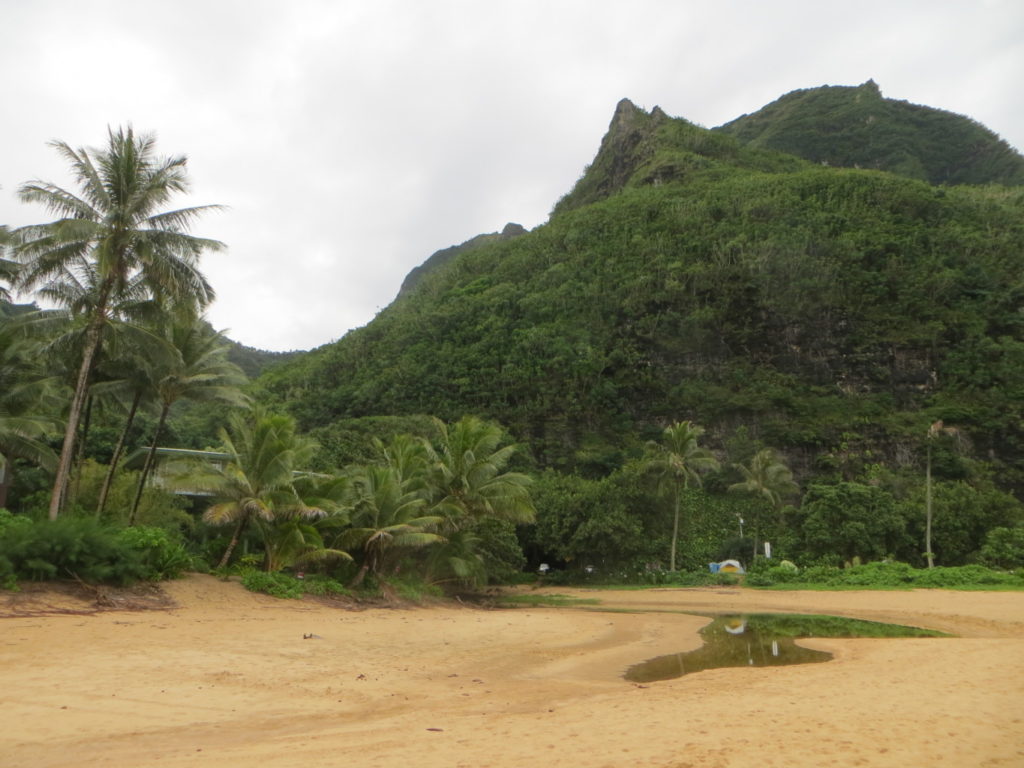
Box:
(716, 81), (1024, 186)
(3, 85), (1023, 590)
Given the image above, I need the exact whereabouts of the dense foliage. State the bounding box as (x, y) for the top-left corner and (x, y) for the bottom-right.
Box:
(3, 91), (1023, 591)
(717, 81), (1024, 186)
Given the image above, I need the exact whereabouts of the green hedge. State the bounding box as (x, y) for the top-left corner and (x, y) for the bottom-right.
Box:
(0, 511), (191, 587)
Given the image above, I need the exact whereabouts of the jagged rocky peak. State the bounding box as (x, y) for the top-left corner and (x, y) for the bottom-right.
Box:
(552, 99), (680, 215)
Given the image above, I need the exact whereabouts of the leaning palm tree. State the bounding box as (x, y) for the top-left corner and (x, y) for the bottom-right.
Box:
(11, 126), (222, 519)
(128, 316), (248, 524)
(644, 421), (719, 571)
(90, 321), (180, 516)
(189, 407), (321, 569)
(729, 448), (799, 560)
(20, 257), (177, 513)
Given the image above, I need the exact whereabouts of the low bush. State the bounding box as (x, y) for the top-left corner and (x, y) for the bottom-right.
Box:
(747, 559), (1023, 589)
(240, 570), (304, 599)
(0, 515), (199, 587)
(0, 516), (150, 586)
(116, 526), (193, 580)
(239, 570), (352, 599)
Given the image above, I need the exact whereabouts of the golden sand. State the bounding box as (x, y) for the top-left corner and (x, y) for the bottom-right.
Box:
(2, 575), (1022, 767)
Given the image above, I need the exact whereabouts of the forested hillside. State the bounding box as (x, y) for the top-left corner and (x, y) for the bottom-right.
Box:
(4, 88), (1023, 582)
(259, 95), (1024, 499)
(716, 80), (1024, 186)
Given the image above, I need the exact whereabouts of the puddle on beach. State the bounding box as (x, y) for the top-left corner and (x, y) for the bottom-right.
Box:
(624, 613), (946, 683)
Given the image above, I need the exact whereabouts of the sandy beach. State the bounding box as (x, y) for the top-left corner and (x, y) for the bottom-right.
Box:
(2, 575), (1022, 768)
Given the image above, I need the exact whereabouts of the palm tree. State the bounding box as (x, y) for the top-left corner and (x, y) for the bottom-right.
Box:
(190, 407), (322, 569)
(128, 317), (248, 524)
(19, 259), (177, 514)
(425, 415), (536, 525)
(90, 321), (180, 516)
(0, 226), (17, 302)
(0, 325), (59, 507)
(729, 448), (799, 560)
(925, 420), (963, 569)
(11, 126), (222, 520)
(339, 464), (444, 588)
(644, 421), (719, 571)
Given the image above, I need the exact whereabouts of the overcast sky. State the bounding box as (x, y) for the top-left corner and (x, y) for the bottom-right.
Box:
(2, 0), (1022, 351)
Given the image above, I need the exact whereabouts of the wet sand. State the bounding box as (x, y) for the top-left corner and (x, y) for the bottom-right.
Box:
(2, 575), (1022, 767)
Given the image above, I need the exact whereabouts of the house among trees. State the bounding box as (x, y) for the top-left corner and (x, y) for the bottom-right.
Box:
(123, 448), (232, 497)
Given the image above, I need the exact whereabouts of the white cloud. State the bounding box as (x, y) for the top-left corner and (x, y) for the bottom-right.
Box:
(2, 0), (1021, 350)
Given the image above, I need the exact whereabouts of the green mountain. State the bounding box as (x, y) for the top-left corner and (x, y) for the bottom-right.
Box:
(397, 222), (527, 299)
(715, 80), (1024, 186)
(259, 90), (1024, 492)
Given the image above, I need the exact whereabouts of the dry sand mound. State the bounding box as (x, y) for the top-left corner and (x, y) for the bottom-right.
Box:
(2, 574), (1022, 767)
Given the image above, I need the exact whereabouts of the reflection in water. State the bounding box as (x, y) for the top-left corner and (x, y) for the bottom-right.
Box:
(624, 613), (946, 683)
(625, 615), (831, 682)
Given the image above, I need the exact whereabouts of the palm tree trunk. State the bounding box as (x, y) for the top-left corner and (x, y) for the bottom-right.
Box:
(68, 394), (94, 511)
(669, 484), (680, 571)
(96, 389), (142, 516)
(48, 312), (106, 520)
(0, 453), (11, 509)
(128, 403), (169, 526)
(925, 443), (934, 569)
(217, 515), (249, 569)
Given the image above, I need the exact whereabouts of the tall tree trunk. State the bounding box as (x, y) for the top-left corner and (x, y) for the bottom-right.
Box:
(48, 312), (106, 521)
(68, 394), (94, 511)
(0, 454), (11, 509)
(128, 402), (170, 526)
(217, 515), (249, 569)
(925, 442), (935, 569)
(97, 389), (142, 516)
(669, 483), (680, 571)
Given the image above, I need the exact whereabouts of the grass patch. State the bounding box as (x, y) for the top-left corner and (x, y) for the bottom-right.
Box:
(495, 593), (601, 607)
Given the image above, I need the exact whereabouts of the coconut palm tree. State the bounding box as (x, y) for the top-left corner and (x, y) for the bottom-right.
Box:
(339, 464), (444, 588)
(191, 407), (322, 569)
(11, 126), (222, 519)
(19, 257), (177, 513)
(90, 323), (179, 516)
(425, 415), (535, 525)
(0, 226), (17, 302)
(729, 448), (799, 560)
(644, 421), (719, 571)
(128, 317), (248, 524)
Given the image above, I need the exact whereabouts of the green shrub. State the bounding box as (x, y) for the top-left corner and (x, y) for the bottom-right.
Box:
(240, 570), (304, 599)
(391, 575), (443, 602)
(117, 526), (192, 580)
(0, 517), (150, 585)
(839, 561), (916, 587)
(977, 527), (1024, 570)
(910, 565), (1022, 588)
(300, 574), (351, 597)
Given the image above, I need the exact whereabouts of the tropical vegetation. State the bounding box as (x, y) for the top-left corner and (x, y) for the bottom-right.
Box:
(2, 84), (1023, 595)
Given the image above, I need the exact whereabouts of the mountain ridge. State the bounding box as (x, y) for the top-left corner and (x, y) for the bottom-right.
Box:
(259, 85), (1024, 492)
